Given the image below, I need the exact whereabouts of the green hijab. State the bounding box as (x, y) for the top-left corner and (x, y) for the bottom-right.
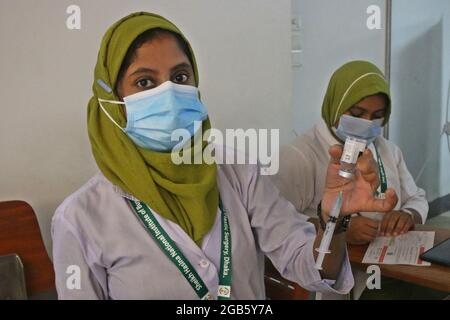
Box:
(87, 12), (218, 244)
(321, 60), (391, 133)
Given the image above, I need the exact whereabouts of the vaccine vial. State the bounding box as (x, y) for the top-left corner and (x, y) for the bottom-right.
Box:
(339, 136), (367, 179)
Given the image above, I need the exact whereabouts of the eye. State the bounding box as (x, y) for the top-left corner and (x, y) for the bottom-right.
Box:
(372, 111), (386, 120)
(173, 73), (189, 84)
(136, 79), (154, 89)
(349, 111), (364, 118)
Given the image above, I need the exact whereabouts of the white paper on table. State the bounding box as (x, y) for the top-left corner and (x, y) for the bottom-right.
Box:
(362, 231), (435, 266)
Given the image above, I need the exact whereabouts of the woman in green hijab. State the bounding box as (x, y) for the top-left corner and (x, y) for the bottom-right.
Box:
(52, 15), (396, 300)
(273, 60), (428, 299)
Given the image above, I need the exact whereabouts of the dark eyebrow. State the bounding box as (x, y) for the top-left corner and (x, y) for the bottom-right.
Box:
(349, 106), (367, 113)
(352, 105), (387, 114)
(128, 62), (192, 78)
(129, 67), (158, 77)
(170, 62), (192, 73)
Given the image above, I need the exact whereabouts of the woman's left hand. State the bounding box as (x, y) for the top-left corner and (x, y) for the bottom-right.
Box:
(321, 145), (398, 219)
(379, 211), (414, 237)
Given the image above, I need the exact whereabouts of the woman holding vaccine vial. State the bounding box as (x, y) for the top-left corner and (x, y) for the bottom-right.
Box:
(51, 15), (398, 300)
(272, 61), (428, 299)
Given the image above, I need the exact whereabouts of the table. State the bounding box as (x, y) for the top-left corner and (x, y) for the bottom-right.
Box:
(348, 225), (450, 293)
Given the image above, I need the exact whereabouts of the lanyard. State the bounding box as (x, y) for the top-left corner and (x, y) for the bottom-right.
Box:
(373, 144), (387, 198)
(128, 198), (232, 300)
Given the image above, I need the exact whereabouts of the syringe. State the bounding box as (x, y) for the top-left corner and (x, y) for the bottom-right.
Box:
(314, 191), (344, 270)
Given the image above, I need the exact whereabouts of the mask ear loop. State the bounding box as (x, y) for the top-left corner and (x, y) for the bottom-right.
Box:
(98, 98), (126, 131)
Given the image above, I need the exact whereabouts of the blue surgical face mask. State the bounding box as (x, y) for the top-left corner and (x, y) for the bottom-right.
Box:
(98, 81), (208, 152)
(335, 114), (384, 145)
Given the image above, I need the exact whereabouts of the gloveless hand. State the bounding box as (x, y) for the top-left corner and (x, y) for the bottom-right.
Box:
(321, 145), (398, 220)
(379, 210), (414, 237)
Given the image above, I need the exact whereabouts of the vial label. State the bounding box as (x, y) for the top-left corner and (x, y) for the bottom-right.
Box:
(342, 139), (359, 164)
(341, 137), (367, 164)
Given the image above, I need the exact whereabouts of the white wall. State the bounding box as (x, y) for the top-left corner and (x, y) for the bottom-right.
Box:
(0, 0), (293, 254)
(389, 0), (450, 201)
(292, 0), (387, 135)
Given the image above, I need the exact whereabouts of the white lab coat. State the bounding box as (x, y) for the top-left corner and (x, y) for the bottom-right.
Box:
(271, 120), (429, 299)
(52, 144), (354, 299)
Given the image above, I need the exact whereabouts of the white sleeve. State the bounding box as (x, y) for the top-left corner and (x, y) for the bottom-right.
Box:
(51, 213), (108, 300)
(246, 164), (354, 294)
(271, 144), (317, 217)
(394, 145), (429, 223)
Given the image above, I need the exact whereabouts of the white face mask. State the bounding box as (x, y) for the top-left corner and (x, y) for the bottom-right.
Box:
(335, 114), (384, 145)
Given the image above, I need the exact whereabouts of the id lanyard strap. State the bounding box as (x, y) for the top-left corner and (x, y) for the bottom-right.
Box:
(373, 144), (387, 197)
(128, 198), (232, 300)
